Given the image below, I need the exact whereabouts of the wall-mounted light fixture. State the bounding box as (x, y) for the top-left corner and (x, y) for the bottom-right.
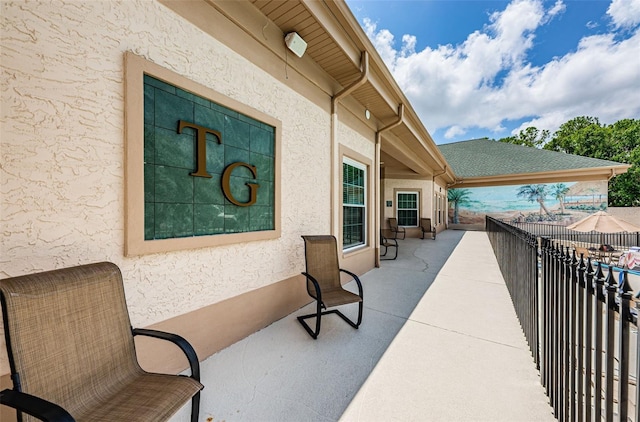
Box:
(365, 109), (371, 120)
(284, 32), (307, 58)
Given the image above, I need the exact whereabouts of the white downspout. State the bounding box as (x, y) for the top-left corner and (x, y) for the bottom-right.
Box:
(330, 51), (369, 240)
(375, 104), (404, 267)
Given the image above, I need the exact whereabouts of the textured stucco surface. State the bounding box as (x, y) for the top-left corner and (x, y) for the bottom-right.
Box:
(1, 0), (333, 369)
(383, 178), (434, 223)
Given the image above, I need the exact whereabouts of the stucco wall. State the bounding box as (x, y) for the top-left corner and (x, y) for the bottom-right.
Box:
(1, 0), (332, 366)
(383, 179), (434, 230)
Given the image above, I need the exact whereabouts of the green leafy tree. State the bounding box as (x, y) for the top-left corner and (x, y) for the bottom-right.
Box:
(551, 183), (569, 214)
(499, 126), (550, 148)
(448, 188), (472, 224)
(517, 184), (551, 218)
(607, 119), (640, 206)
(544, 116), (613, 159)
(498, 117), (639, 207)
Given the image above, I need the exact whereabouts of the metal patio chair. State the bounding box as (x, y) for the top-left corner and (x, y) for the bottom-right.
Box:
(0, 262), (203, 422)
(388, 218), (406, 240)
(298, 235), (363, 339)
(420, 218), (436, 240)
(380, 230), (398, 260)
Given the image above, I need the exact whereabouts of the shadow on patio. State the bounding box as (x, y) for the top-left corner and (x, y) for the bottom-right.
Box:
(175, 230), (554, 422)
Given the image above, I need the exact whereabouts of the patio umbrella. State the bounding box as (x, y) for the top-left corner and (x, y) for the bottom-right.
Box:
(567, 211), (640, 254)
(566, 211), (640, 233)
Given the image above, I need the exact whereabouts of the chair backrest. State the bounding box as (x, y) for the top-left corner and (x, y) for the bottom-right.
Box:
(575, 246), (591, 260)
(388, 218), (398, 229)
(302, 236), (342, 295)
(0, 262), (141, 418)
(420, 218), (432, 230)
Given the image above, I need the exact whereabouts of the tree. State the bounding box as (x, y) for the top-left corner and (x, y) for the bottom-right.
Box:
(498, 117), (639, 207)
(545, 117), (640, 207)
(544, 116), (612, 159)
(551, 183), (569, 214)
(500, 126), (550, 148)
(607, 119), (640, 206)
(517, 184), (551, 218)
(448, 188), (472, 224)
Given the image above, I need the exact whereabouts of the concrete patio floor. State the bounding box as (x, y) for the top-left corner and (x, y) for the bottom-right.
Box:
(173, 230), (554, 421)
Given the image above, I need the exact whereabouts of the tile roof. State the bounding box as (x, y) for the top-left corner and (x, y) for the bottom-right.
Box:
(438, 138), (626, 178)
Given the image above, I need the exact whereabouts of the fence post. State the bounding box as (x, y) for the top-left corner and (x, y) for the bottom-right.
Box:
(555, 243), (564, 420)
(574, 250), (585, 422)
(567, 248), (577, 421)
(604, 268), (617, 422)
(618, 270), (632, 422)
(584, 257), (594, 422)
(532, 233), (540, 369)
(564, 246), (572, 421)
(541, 236), (550, 393)
(593, 263), (605, 421)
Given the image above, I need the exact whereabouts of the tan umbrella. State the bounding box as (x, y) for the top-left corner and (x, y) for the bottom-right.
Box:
(567, 211), (640, 233)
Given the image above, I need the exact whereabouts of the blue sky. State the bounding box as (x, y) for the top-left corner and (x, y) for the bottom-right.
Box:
(346, 0), (640, 144)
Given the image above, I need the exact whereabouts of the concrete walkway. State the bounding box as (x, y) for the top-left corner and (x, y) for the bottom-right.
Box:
(174, 230), (554, 421)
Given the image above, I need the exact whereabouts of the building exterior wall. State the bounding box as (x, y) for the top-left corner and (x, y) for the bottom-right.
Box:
(1, 0), (339, 378)
(382, 178), (434, 238)
(0, 5), (448, 412)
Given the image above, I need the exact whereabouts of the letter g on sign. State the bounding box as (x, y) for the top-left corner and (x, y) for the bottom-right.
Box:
(221, 162), (260, 207)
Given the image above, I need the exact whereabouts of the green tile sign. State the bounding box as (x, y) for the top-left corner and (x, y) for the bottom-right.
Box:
(143, 75), (275, 240)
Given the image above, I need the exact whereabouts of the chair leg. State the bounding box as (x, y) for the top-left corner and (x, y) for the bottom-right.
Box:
(297, 300), (323, 339)
(297, 301), (363, 339)
(380, 244), (397, 260)
(191, 392), (200, 422)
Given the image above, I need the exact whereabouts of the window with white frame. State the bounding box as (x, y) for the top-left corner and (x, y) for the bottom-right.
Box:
(397, 191), (419, 227)
(343, 158), (366, 250)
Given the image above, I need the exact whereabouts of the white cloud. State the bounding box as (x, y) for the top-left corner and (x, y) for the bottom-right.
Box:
(607, 0), (640, 29)
(444, 125), (467, 139)
(361, 0), (640, 142)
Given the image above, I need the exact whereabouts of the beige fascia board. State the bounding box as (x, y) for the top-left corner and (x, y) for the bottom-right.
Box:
(383, 169), (431, 180)
(304, 0), (402, 120)
(333, 2), (455, 175)
(448, 165), (631, 188)
(367, 72), (402, 118)
(301, 0), (362, 65)
(401, 113), (450, 171)
(381, 132), (433, 176)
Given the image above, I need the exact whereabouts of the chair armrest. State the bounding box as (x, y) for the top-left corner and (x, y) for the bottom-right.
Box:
(383, 237), (398, 247)
(132, 328), (201, 382)
(301, 272), (323, 303)
(339, 269), (363, 299)
(0, 389), (75, 422)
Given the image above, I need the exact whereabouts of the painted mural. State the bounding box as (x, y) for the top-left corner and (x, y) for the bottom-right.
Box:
(448, 181), (608, 226)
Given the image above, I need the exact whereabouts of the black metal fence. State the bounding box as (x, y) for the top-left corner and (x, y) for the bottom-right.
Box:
(486, 217), (540, 368)
(507, 220), (640, 249)
(486, 216), (639, 422)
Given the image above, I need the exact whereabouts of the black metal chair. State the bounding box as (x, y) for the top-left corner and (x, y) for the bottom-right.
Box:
(388, 217), (406, 240)
(297, 235), (363, 339)
(380, 230), (398, 260)
(0, 262), (203, 422)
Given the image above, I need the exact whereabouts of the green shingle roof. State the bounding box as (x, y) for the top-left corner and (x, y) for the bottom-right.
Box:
(438, 138), (625, 178)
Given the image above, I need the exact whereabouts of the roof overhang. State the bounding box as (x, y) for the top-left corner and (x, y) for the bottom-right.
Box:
(166, 0), (456, 185)
(448, 164), (631, 188)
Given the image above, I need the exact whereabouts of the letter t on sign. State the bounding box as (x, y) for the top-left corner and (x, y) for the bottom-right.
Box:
(177, 120), (222, 178)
